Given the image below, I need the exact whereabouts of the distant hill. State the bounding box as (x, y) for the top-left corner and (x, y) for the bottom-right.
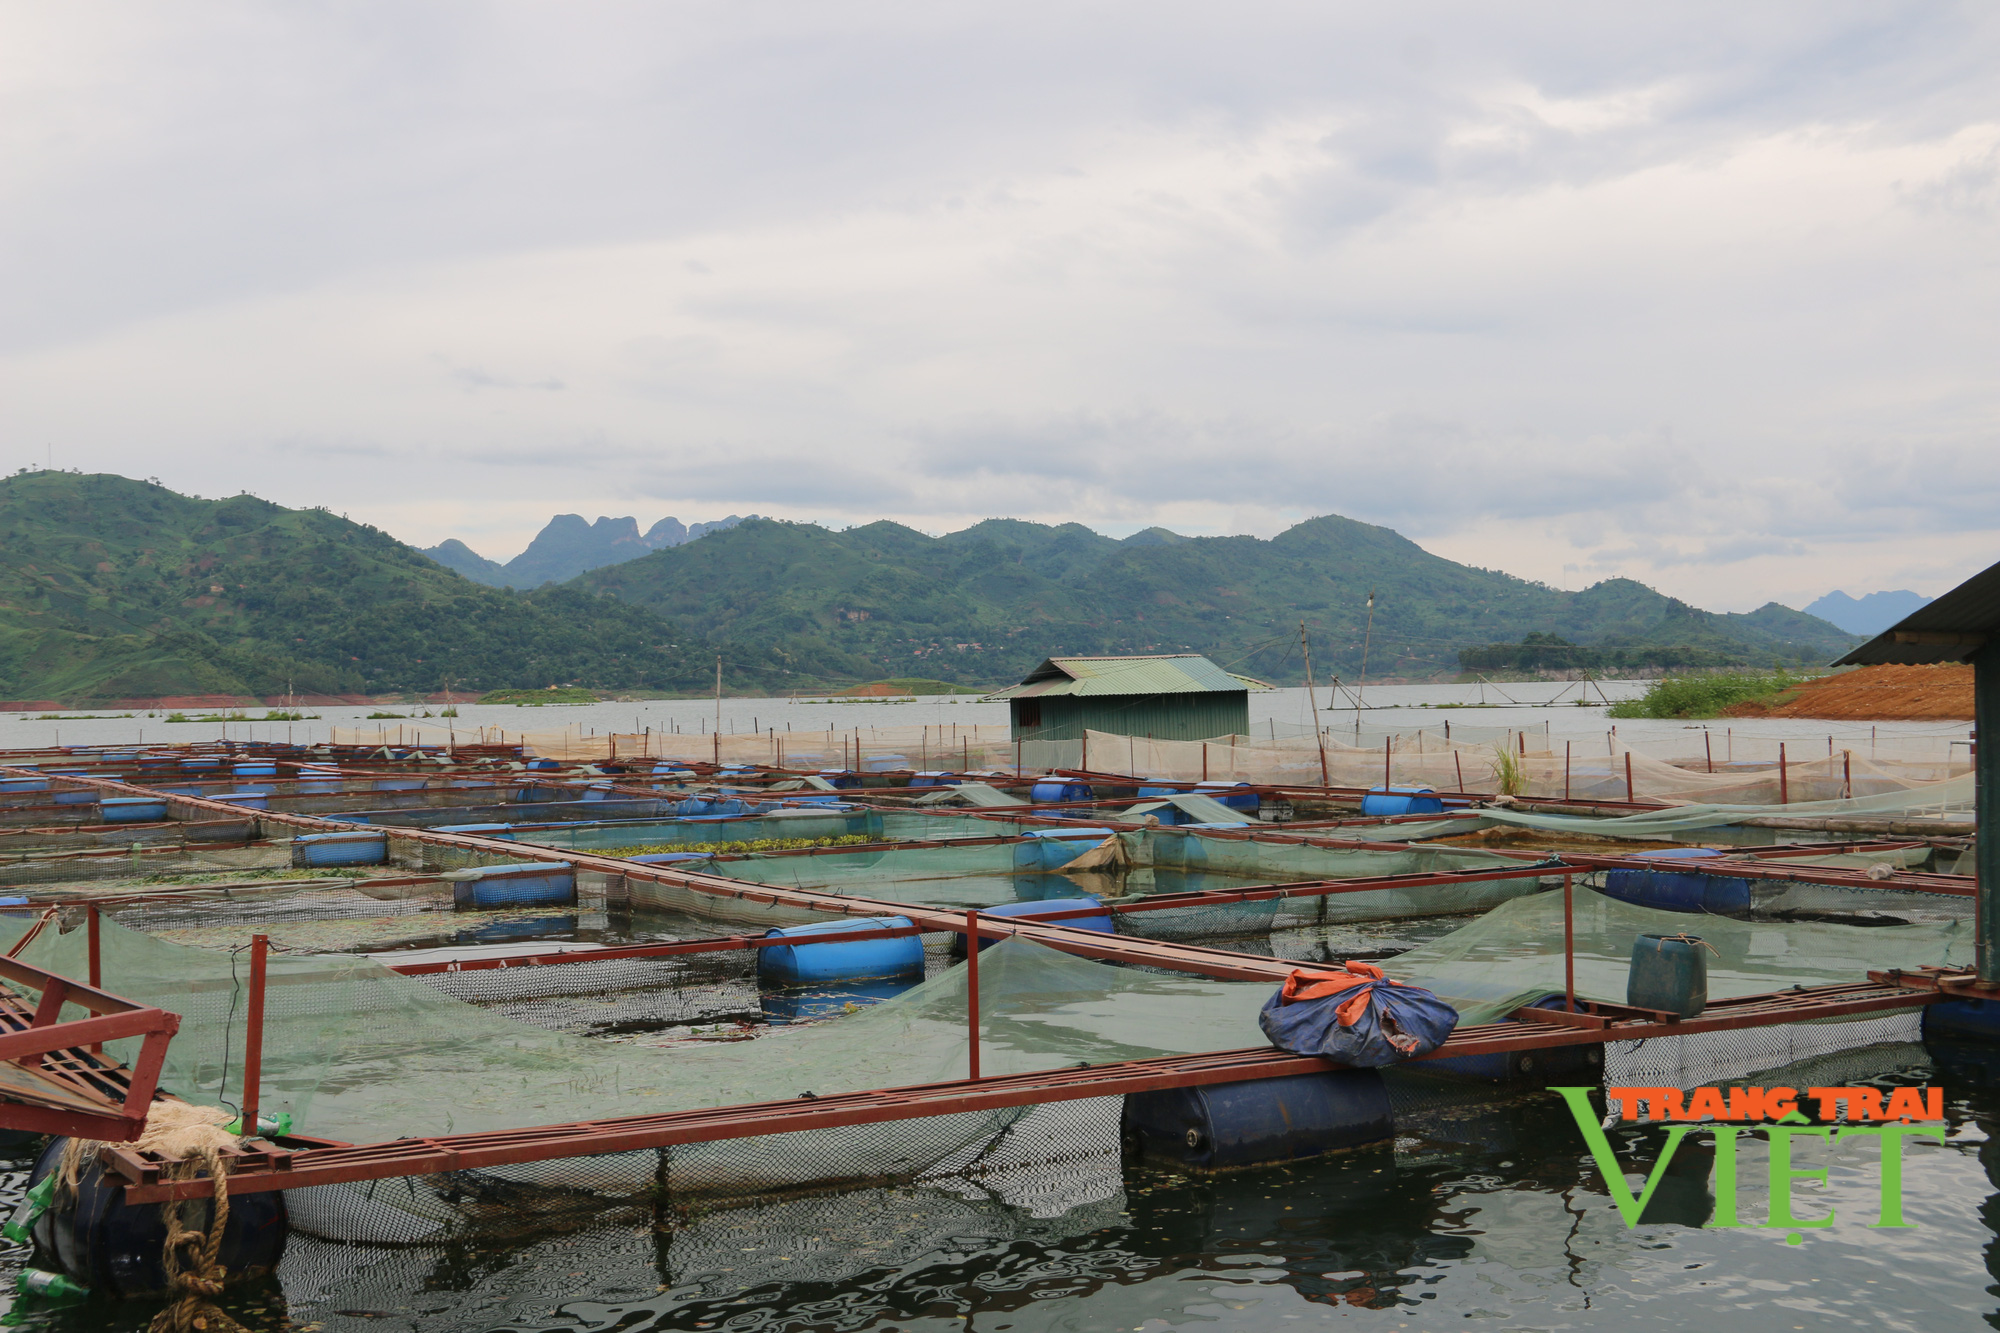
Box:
(575, 515), (1862, 686)
(1804, 589), (1934, 636)
(424, 512), (759, 588)
(0, 473), (798, 703)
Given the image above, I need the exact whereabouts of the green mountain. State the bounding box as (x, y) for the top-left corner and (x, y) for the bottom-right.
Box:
(575, 515), (1861, 686)
(0, 472), (794, 703)
(422, 513), (758, 588)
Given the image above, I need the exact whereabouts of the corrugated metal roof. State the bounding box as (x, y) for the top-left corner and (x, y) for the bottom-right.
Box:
(985, 654), (1272, 700)
(1837, 559), (2000, 666)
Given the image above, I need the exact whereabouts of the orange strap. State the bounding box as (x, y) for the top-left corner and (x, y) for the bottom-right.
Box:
(1278, 962), (1399, 1027)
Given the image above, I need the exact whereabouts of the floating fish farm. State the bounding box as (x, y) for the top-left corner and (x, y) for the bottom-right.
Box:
(0, 704), (1988, 1315)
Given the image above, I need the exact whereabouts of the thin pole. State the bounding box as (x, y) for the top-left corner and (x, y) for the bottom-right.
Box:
(965, 910), (981, 1081)
(87, 904), (102, 1055)
(1779, 741), (1789, 805)
(1301, 621), (1330, 787)
(1624, 750), (1635, 804)
(1383, 735), (1391, 791)
(1563, 874), (1576, 1013)
(1202, 742), (1208, 782)
(1705, 730), (1714, 773)
(1565, 741), (1572, 801)
(243, 933), (269, 1135)
(1454, 749), (1464, 793)
(1843, 749), (1852, 800)
(713, 656), (722, 768)
(1357, 590), (1376, 705)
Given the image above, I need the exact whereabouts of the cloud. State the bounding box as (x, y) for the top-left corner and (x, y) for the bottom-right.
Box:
(1, 3), (1998, 611)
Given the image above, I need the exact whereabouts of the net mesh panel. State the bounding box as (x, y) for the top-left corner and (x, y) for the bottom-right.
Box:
(1086, 726), (1972, 807)
(1379, 885), (1971, 1023)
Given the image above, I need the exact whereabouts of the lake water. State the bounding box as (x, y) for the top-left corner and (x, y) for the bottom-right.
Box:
(0, 682), (1972, 758)
(5, 1035), (1998, 1331)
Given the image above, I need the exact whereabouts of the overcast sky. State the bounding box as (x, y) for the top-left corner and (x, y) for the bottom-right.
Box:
(4, 3), (1997, 612)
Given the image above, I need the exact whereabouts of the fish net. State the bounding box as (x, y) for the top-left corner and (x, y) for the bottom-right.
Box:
(1090, 728), (1973, 810)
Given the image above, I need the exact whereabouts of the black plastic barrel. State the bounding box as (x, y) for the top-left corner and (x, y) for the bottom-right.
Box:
(27, 1139), (288, 1298)
(1122, 1070), (1393, 1171)
(1628, 933), (1708, 1019)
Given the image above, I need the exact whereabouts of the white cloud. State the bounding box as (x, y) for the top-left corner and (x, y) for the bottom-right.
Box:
(2, 2), (1998, 609)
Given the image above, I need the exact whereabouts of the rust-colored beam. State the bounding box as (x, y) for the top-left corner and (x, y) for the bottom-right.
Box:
(113, 976), (1941, 1204)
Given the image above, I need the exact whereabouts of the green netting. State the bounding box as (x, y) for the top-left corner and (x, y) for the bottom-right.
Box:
(911, 782), (1026, 807)
(6, 921), (1267, 1147)
(1380, 886), (1970, 1023)
(517, 810), (1021, 853)
(636, 833), (1551, 931)
(1477, 772), (1976, 837)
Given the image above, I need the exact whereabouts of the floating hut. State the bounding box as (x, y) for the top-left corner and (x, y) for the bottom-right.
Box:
(990, 654), (1269, 743)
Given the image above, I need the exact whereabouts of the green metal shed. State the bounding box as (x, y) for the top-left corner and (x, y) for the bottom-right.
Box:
(986, 655), (1271, 742)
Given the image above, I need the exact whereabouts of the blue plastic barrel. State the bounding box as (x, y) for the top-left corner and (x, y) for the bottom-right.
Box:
(180, 758), (222, 772)
(910, 771), (962, 788)
(1628, 933), (1708, 1018)
(436, 822), (515, 840)
(759, 916), (924, 985)
(1926, 997), (2000, 1041)
(528, 759), (561, 771)
(99, 797), (168, 824)
(1122, 1070), (1393, 1170)
(212, 790), (269, 810)
(1194, 781), (1259, 812)
(1137, 786), (1177, 798)
(294, 765), (343, 793)
(449, 862), (576, 909)
(1423, 995), (1607, 1081)
(582, 780), (615, 801)
(27, 1137), (287, 1298)
(1601, 848), (1751, 914)
(0, 777), (50, 794)
(294, 830), (389, 867)
(964, 898), (1114, 950)
(233, 763), (278, 778)
(1030, 779), (1090, 804)
(817, 769), (859, 789)
(1359, 785), (1445, 817)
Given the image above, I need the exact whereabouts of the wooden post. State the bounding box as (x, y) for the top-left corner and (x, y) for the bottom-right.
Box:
(242, 933), (269, 1135)
(1624, 750), (1635, 804)
(1563, 874), (1576, 1013)
(1202, 742), (1208, 782)
(965, 909), (981, 1081)
(1779, 741), (1789, 805)
(1383, 736), (1391, 791)
(1843, 749), (1852, 800)
(1300, 621), (1330, 788)
(1705, 730), (1714, 773)
(1454, 749), (1464, 793)
(1564, 741), (1571, 801)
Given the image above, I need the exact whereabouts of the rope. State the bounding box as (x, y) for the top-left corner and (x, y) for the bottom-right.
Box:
(51, 1103), (248, 1329)
(150, 1147), (245, 1333)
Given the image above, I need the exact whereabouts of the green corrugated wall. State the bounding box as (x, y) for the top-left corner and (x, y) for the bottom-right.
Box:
(1009, 691), (1249, 742)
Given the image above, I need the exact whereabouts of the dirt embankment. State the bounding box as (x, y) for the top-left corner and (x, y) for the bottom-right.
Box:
(1726, 663), (1972, 721)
